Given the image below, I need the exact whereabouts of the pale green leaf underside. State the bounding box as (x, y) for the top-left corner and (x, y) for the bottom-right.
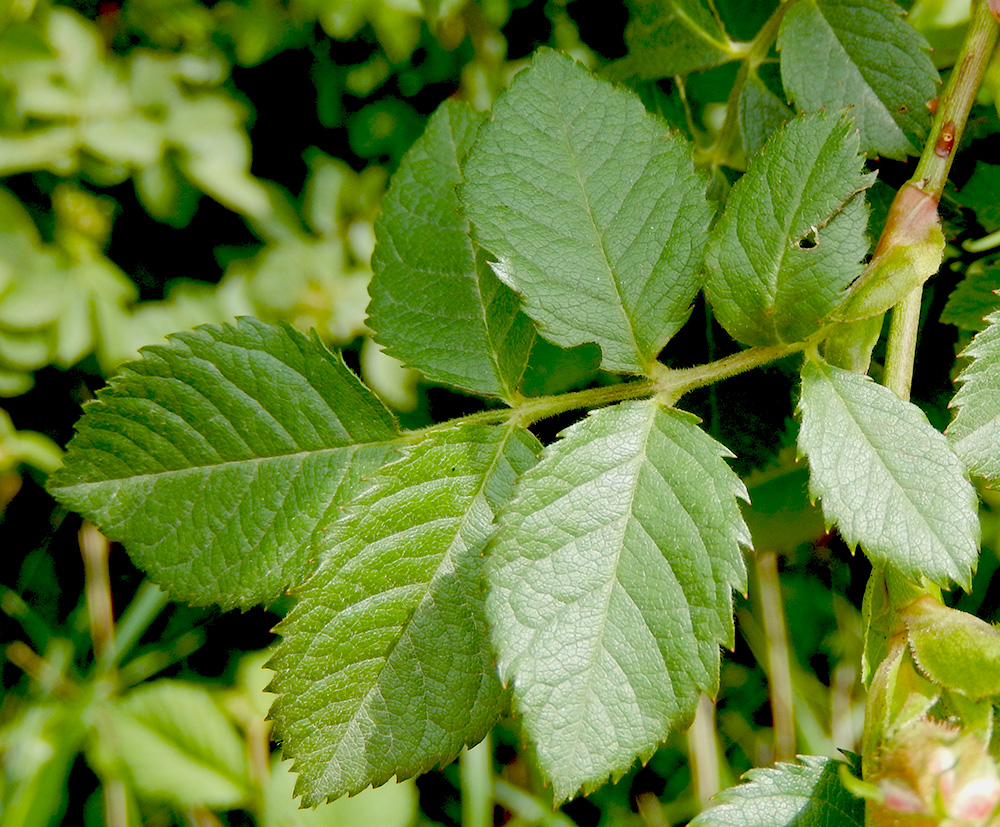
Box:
(269, 422), (541, 806)
(607, 0), (734, 81)
(705, 111), (873, 347)
(48, 318), (399, 609)
(462, 49), (713, 374)
(948, 310), (1000, 484)
(369, 100), (534, 400)
(485, 399), (749, 803)
(689, 754), (863, 827)
(798, 359), (979, 588)
(777, 0), (937, 161)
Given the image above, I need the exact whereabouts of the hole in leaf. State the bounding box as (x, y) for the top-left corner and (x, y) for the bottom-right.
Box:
(796, 226), (819, 249)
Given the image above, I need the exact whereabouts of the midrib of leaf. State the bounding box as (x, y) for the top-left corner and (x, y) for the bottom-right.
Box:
(821, 370), (946, 548)
(311, 422), (523, 763)
(673, 1), (731, 52)
(552, 89), (643, 365)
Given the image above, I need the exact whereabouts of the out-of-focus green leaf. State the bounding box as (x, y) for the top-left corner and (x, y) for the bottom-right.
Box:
(462, 50), (713, 374)
(98, 681), (251, 809)
(777, 0), (937, 160)
(486, 399), (749, 802)
(941, 255), (1000, 331)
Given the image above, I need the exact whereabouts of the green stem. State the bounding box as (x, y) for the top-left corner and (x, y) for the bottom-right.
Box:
(493, 780), (577, 827)
(703, 0), (796, 172)
(460, 736), (493, 827)
(97, 580), (170, 673)
(883, 288), (922, 400)
(755, 550), (796, 763)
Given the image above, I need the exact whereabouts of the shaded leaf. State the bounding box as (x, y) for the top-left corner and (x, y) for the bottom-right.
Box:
(798, 358), (979, 588)
(941, 255), (1000, 331)
(777, 0), (937, 160)
(689, 754), (864, 827)
(485, 399), (749, 802)
(738, 68), (793, 158)
(369, 100), (534, 400)
(705, 111), (874, 346)
(606, 0), (738, 81)
(948, 309), (1000, 483)
(462, 49), (713, 374)
(48, 319), (399, 609)
(269, 422), (540, 805)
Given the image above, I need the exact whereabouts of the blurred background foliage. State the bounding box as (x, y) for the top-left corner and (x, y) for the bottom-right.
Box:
(2, 0), (999, 825)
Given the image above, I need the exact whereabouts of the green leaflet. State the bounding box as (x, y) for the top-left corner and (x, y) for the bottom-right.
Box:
(737, 69), (793, 158)
(268, 422), (541, 805)
(606, 0), (737, 81)
(704, 111), (874, 347)
(777, 0), (937, 161)
(797, 358), (979, 589)
(369, 100), (534, 400)
(47, 319), (399, 609)
(688, 754), (864, 827)
(948, 309), (1000, 483)
(485, 399), (749, 803)
(461, 49), (713, 374)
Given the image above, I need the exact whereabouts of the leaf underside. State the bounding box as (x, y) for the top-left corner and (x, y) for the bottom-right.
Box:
(948, 309), (1000, 483)
(268, 422), (540, 805)
(777, 0), (937, 160)
(461, 49), (713, 374)
(689, 754), (864, 827)
(798, 359), (979, 589)
(705, 111), (874, 347)
(369, 100), (534, 400)
(48, 318), (399, 609)
(485, 399), (749, 803)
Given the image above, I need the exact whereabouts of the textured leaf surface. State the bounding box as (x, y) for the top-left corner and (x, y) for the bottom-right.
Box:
(949, 310), (1000, 483)
(269, 422), (541, 805)
(462, 50), (713, 374)
(738, 69), (793, 158)
(798, 359), (979, 588)
(485, 399), (749, 802)
(689, 754), (863, 827)
(705, 112), (874, 346)
(777, 0), (937, 160)
(369, 100), (534, 399)
(48, 319), (398, 609)
(607, 0), (735, 81)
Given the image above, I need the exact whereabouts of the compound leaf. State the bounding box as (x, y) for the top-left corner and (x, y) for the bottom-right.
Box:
(940, 255), (1000, 331)
(798, 358), (979, 589)
(48, 318), (399, 609)
(948, 309), (1000, 483)
(777, 0), (937, 160)
(705, 111), (874, 347)
(462, 49), (713, 374)
(269, 422), (541, 805)
(485, 399), (749, 802)
(369, 100), (534, 400)
(689, 754), (864, 827)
